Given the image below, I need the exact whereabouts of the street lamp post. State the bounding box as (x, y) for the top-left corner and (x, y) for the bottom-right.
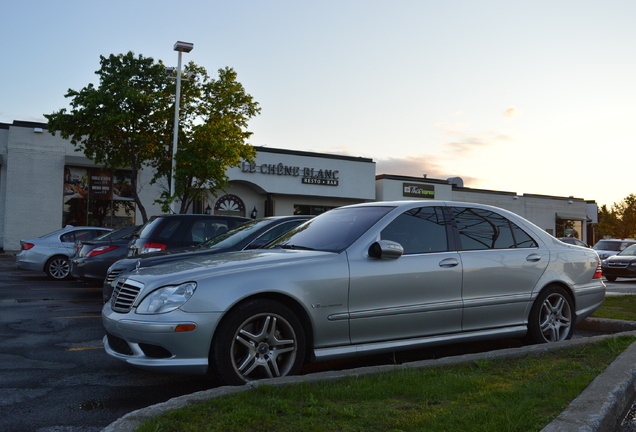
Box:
(170, 41), (194, 214)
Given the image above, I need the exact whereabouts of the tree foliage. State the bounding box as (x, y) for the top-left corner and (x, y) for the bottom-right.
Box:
(155, 65), (260, 214)
(45, 51), (259, 222)
(597, 194), (636, 239)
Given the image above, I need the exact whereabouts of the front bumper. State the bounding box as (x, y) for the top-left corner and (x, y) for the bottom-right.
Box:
(602, 267), (636, 279)
(102, 304), (223, 375)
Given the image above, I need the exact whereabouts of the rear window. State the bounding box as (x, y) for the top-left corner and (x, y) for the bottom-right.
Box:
(136, 217), (163, 238)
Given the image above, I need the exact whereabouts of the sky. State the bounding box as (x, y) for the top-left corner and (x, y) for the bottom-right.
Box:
(2, 1), (635, 208)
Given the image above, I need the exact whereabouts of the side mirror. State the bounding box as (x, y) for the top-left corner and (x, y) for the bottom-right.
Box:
(368, 240), (404, 260)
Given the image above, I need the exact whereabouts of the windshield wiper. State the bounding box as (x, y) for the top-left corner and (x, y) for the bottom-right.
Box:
(277, 244), (315, 251)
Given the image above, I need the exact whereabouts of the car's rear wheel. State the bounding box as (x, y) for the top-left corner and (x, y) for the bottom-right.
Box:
(211, 299), (306, 385)
(526, 285), (574, 343)
(45, 255), (71, 280)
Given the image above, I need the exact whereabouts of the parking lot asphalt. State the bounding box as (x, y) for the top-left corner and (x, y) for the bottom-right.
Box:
(3, 252), (635, 432)
(100, 317), (636, 432)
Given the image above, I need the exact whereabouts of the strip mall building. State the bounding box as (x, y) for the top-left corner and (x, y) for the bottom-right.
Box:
(0, 120), (598, 252)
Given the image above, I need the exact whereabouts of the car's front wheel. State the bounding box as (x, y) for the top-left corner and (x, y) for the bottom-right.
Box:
(45, 255), (71, 280)
(526, 285), (574, 343)
(211, 299), (306, 386)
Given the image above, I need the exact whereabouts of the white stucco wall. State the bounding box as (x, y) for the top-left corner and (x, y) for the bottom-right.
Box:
(0, 124), (165, 251)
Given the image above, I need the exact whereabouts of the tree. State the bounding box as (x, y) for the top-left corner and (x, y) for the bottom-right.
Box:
(46, 52), (172, 223)
(45, 52), (260, 222)
(597, 194), (636, 239)
(154, 65), (260, 214)
(613, 194), (636, 238)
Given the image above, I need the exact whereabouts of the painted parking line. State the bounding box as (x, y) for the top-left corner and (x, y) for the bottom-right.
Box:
(31, 287), (101, 290)
(67, 346), (104, 351)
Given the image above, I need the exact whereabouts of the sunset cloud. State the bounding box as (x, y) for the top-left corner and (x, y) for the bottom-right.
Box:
(503, 106), (519, 119)
(435, 122), (512, 156)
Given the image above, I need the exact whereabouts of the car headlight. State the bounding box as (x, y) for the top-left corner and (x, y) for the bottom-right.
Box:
(136, 282), (197, 315)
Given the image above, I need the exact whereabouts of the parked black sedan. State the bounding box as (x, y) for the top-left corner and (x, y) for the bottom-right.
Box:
(71, 225), (141, 283)
(103, 215), (313, 302)
(601, 244), (636, 282)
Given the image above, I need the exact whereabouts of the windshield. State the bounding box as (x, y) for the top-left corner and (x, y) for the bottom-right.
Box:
(268, 206), (394, 252)
(619, 245), (636, 256)
(594, 241), (624, 252)
(201, 219), (269, 249)
(94, 225), (139, 241)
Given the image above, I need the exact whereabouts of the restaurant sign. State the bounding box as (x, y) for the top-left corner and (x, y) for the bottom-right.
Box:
(403, 183), (435, 198)
(241, 162), (339, 186)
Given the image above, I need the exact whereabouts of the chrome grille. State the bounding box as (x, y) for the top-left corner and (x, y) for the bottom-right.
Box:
(111, 278), (144, 313)
(106, 268), (125, 286)
(607, 262), (629, 269)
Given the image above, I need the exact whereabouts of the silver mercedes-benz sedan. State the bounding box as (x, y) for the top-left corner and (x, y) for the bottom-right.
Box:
(102, 201), (605, 385)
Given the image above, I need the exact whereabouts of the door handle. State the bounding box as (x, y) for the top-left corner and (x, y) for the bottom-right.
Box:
(526, 254), (542, 262)
(439, 258), (460, 268)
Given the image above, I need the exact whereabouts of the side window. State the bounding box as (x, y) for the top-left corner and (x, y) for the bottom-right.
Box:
(191, 220), (228, 242)
(380, 207), (448, 254)
(158, 220), (181, 240)
(511, 224), (538, 248)
(452, 207), (537, 250)
(60, 232), (75, 243)
(62, 229), (96, 243)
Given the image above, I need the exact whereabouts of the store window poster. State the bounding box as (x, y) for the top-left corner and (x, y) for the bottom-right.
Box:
(64, 167), (88, 201)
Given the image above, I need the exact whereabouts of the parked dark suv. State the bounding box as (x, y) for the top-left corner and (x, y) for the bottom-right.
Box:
(127, 214), (250, 256)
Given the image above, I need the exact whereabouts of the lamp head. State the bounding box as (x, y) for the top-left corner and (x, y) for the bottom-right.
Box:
(174, 41), (194, 53)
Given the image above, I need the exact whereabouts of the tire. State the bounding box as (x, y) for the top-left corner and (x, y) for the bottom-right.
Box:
(526, 285), (574, 344)
(210, 299), (306, 385)
(606, 276), (617, 282)
(45, 255), (71, 280)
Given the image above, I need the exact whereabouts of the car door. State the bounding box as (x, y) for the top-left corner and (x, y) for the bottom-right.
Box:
(347, 206), (463, 344)
(450, 206), (549, 331)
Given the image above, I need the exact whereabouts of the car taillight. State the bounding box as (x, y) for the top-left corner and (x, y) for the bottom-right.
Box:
(86, 245), (119, 257)
(593, 258), (603, 279)
(142, 243), (167, 254)
(21, 243), (35, 251)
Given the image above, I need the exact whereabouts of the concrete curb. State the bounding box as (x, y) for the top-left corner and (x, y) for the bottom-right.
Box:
(101, 319), (636, 432)
(542, 339), (636, 432)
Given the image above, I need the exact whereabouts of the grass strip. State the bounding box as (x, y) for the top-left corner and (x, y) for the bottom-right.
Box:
(136, 335), (635, 432)
(593, 295), (636, 321)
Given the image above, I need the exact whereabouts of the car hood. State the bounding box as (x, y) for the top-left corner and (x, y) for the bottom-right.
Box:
(603, 255), (636, 263)
(121, 249), (338, 285)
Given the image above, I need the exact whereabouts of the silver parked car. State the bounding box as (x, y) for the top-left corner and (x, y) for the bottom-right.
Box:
(102, 201), (605, 385)
(17, 226), (112, 280)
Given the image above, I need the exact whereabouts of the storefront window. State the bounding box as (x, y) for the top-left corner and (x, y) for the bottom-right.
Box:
(294, 205), (336, 216)
(63, 166), (135, 228)
(555, 218), (582, 239)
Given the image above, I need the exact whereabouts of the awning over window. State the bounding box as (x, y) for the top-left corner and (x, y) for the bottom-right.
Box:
(556, 213), (591, 222)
